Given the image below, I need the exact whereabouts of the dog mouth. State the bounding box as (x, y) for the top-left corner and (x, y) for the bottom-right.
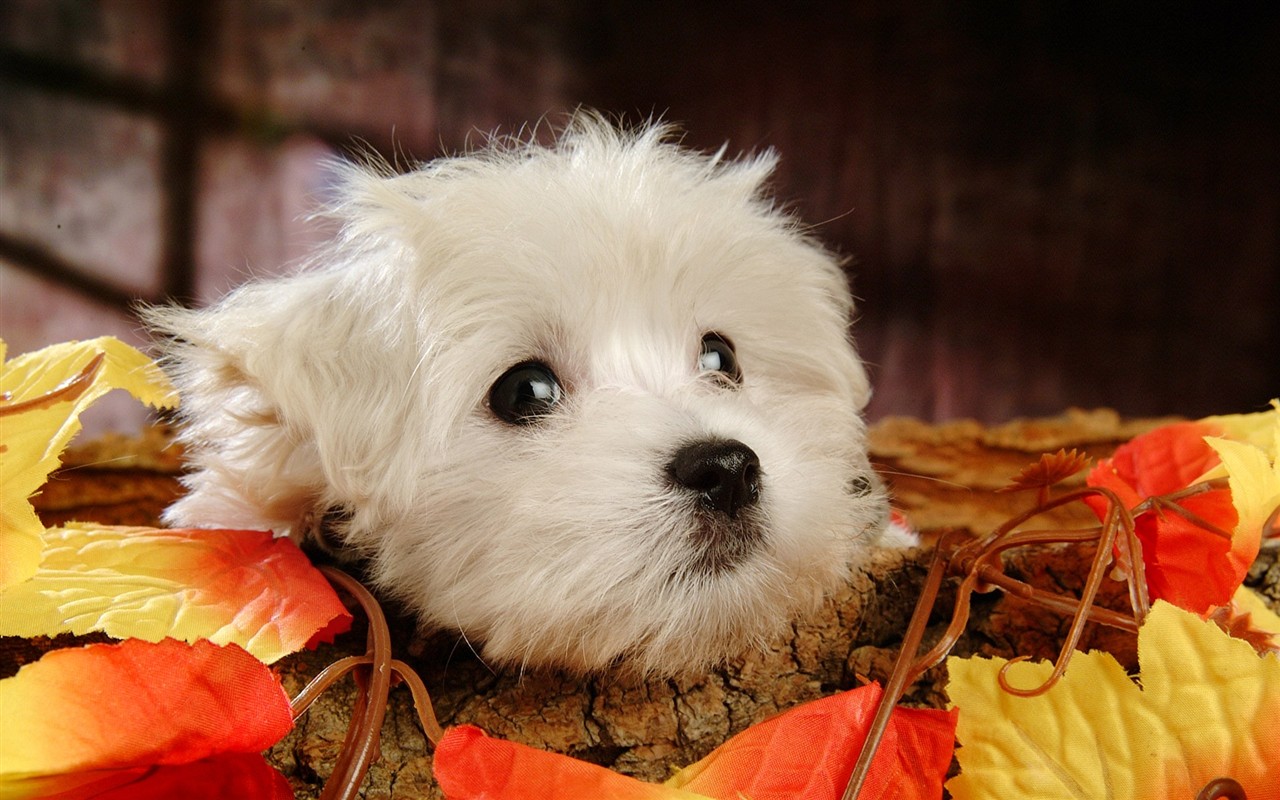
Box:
(679, 507), (767, 577)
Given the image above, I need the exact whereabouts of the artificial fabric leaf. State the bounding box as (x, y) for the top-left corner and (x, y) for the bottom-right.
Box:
(0, 638), (293, 784)
(1205, 420), (1280, 559)
(1213, 585), (1280, 655)
(434, 683), (957, 800)
(0, 337), (177, 590)
(0, 752), (293, 800)
(0, 523), (352, 663)
(435, 725), (710, 800)
(1085, 421), (1240, 612)
(946, 601), (1280, 800)
(1230, 586), (1280, 636)
(667, 683), (956, 800)
(1202, 399), (1280, 457)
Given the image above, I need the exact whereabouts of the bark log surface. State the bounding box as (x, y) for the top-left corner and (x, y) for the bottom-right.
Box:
(9, 410), (1277, 799)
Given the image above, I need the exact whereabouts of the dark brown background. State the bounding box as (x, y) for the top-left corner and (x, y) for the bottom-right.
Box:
(3, 0), (1277, 428)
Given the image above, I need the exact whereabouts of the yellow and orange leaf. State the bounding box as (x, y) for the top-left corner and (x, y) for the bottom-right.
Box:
(0, 638), (293, 787)
(435, 683), (957, 800)
(1205, 415), (1280, 566)
(946, 601), (1280, 800)
(0, 524), (351, 663)
(0, 337), (177, 589)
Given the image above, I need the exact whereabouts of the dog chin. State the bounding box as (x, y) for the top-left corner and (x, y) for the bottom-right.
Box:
(147, 112), (887, 676)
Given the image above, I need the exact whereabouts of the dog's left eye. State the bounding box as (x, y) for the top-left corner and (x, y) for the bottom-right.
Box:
(489, 362), (564, 425)
(698, 332), (742, 384)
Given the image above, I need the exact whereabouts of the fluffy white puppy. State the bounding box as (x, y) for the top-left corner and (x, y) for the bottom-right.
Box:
(147, 114), (893, 674)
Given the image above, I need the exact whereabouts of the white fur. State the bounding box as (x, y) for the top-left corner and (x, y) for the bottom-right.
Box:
(146, 114), (890, 674)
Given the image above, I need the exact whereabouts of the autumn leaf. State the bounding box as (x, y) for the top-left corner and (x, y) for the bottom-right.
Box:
(998, 449), (1092, 495)
(666, 683), (955, 800)
(1204, 410), (1280, 569)
(434, 683), (957, 800)
(1202, 399), (1280, 458)
(1084, 421), (1240, 612)
(0, 638), (293, 789)
(1210, 586), (1280, 656)
(1, 752), (293, 800)
(0, 523), (351, 663)
(435, 724), (707, 800)
(0, 337), (177, 589)
(946, 601), (1280, 800)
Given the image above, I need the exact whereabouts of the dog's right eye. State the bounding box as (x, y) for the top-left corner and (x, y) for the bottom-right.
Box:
(489, 362), (563, 425)
(698, 332), (742, 385)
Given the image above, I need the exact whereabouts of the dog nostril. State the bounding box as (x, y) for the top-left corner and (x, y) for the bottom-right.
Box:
(667, 439), (762, 518)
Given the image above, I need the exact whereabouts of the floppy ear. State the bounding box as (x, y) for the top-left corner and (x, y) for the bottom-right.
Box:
(144, 257), (426, 535)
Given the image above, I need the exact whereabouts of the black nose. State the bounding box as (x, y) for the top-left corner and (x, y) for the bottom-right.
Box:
(667, 439), (762, 518)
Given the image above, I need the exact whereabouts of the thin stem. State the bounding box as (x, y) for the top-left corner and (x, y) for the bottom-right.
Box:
(291, 655), (368, 720)
(317, 566), (394, 800)
(998, 500), (1127, 696)
(841, 531), (961, 800)
(390, 659), (445, 744)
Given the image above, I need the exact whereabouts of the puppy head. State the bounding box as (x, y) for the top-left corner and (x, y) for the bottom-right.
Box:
(148, 115), (887, 674)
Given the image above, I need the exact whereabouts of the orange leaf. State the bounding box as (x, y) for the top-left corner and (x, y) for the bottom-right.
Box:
(434, 684), (957, 800)
(0, 524), (352, 663)
(0, 638), (293, 782)
(2, 752), (293, 800)
(1096, 421), (1225, 497)
(435, 724), (698, 800)
(1085, 421), (1240, 612)
(670, 684), (955, 800)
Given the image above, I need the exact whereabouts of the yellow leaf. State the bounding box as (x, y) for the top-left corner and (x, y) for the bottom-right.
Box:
(1231, 586), (1280, 636)
(946, 602), (1280, 800)
(1203, 399), (1280, 457)
(1205, 422), (1280, 557)
(0, 337), (176, 589)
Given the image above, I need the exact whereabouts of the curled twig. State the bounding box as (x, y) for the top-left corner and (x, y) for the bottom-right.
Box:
(287, 567), (445, 799)
(1197, 777), (1248, 800)
(316, 566), (393, 800)
(290, 654), (444, 744)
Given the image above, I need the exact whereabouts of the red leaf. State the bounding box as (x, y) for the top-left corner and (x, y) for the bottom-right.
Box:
(4, 753), (293, 800)
(1085, 421), (1242, 613)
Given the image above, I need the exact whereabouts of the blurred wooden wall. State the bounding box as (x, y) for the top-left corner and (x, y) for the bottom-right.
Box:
(2, 0), (1276, 426)
(578, 1), (1280, 421)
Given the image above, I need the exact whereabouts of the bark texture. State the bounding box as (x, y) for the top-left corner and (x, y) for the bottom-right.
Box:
(8, 410), (1277, 799)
